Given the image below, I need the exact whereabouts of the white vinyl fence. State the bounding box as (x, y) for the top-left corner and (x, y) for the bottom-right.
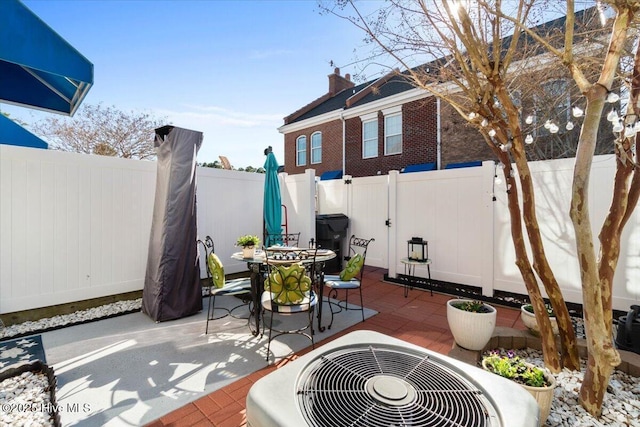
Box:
(1, 143), (638, 314)
(316, 156), (640, 312)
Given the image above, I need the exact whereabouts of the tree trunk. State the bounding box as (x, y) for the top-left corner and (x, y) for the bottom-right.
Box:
(497, 154), (562, 371)
(495, 85), (580, 371)
(572, 89), (621, 416)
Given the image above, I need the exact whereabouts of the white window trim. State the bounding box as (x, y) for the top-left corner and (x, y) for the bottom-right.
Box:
(310, 131), (322, 164)
(362, 118), (378, 159)
(382, 105), (402, 116)
(384, 112), (402, 156)
(296, 135), (307, 167)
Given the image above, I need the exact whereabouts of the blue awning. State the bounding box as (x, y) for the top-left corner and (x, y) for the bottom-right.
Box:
(0, 0), (93, 116)
(0, 114), (48, 149)
(445, 161), (482, 169)
(320, 170), (343, 181)
(402, 162), (437, 173)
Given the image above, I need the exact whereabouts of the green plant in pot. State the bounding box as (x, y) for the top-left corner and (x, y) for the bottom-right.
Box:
(521, 303), (559, 336)
(236, 235), (261, 258)
(482, 350), (556, 426)
(446, 299), (496, 350)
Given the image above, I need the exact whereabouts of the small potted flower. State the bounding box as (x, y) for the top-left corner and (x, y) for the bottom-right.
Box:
(520, 303), (558, 336)
(446, 299), (496, 351)
(236, 235), (261, 259)
(482, 350), (556, 426)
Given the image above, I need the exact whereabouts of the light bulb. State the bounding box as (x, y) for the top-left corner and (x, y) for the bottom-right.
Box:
(497, 162), (505, 169)
(500, 144), (508, 152)
(544, 120), (552, 129)
(549, 124), (559, 134)
(624, 125), (636, 138)
(493, 101), (500, 108)
(525, 115), (534, 124)
(566, 121), (574, 131)
(572, 106), (584, 117)
(481, 118), (488, 127)
(525, 134), (534, 144)
(488, 129), (496, 137)
(607, 109), (619, 122)
(613, 120), (624, 133)
(607, 92), (620, 103)
(469, 112), (477, 120)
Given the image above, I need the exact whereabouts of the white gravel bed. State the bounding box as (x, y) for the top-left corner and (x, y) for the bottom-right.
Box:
(488, 348), (640, 427)
(0, 299), (142, 340)
(0, 371), (54, 427)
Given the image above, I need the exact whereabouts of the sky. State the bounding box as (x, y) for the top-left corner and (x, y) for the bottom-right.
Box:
(2, 0), (384, 170)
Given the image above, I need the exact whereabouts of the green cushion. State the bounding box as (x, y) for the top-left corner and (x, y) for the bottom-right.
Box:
(208, 253), (225, 288)
(339, 253), (364, 281)
(264, 263), (311, 304)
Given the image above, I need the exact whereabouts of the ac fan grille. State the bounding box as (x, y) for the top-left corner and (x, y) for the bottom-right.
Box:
(297, 345), (498, 427)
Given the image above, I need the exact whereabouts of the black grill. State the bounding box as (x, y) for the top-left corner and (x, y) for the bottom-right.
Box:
(297, 345), (498, 427)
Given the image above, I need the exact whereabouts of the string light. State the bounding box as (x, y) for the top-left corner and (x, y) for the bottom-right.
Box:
(469, 112), (477, 120)
(612, 120), (624, 133)
(525, 115), (534, 124)
(525, 134), (534, 144)
(566, 121), (574, 131)
(488, 129), (496, 137)
(607, 109), (619, 122)
(607, 91), (620, 103)
(572, 106), (584, 117)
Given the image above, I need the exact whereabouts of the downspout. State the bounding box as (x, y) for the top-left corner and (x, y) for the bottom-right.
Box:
(340, 109), (346, 175)
(436, 98), (442, 170)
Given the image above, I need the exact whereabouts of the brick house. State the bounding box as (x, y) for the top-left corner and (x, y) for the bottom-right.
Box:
(278, 68), (488, 178)
(278, 8), (614, 178)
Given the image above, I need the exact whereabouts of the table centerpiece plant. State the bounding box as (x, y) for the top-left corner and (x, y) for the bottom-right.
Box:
(236, 235), (261, 258)
(482, 350), (556, 426)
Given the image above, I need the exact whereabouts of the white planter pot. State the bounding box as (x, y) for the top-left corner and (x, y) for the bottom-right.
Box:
(520, 305), (559, 336)
(242, 246), (256, 259)
(521, 375), (556, 427)
(482, 359), (556, 427)
(446, 299), (496, 351)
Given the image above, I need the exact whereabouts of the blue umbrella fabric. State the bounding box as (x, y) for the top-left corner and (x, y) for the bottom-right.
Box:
(263, 151), (282, 247)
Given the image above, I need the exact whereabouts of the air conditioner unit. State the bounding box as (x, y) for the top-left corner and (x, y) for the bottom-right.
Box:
(246, 330), (539, 427)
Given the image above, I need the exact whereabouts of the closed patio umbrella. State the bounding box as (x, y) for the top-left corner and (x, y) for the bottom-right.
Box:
(263, 147), (282, 247)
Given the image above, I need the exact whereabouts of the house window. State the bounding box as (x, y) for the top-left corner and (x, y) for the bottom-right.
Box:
(311, 132), (322, 164)
(362, 119), (378, 158)
(296, 136), (307, 166)
(384, 112), (402, 155)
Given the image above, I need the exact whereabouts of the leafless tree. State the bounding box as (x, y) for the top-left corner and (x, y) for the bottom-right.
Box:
(32, 103), (165, 160)
(323, 0), (640, 415)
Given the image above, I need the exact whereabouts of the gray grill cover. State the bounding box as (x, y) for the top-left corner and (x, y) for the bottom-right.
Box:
(142, 126), (203, 322)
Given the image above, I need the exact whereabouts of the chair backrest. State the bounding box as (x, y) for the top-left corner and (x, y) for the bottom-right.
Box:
(263, 247), (318, 306)
(265, 232), (301, 247)
(345, 235), (375, 281)
(197, 236), (222, 287)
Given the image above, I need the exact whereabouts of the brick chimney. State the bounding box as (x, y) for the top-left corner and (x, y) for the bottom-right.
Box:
(328, 67), (354, 96)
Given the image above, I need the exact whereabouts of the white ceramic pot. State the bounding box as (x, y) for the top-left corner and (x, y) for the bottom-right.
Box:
(242, 246), (256, 259)
(520, 305), (559, 336)
(482, 359), (556, 427)
(446, 299), (496, 351)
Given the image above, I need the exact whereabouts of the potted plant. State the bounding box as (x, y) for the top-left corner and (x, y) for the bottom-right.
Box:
(520, 303), (559, 336)
(446, 299), (496, 351)
(236, 235), (261, 259)
(482, 350), (556, 426)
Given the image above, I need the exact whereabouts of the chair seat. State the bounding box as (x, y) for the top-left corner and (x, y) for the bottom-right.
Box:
(211, 278), (252, 296)
(261, 291), (317, 313)
(324, 277), (361, 290)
